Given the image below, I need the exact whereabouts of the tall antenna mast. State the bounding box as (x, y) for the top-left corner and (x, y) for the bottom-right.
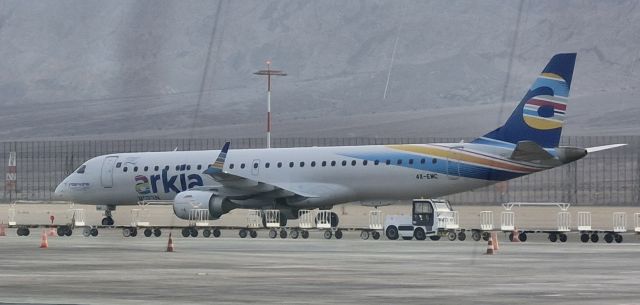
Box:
(254, 60), (287, 148)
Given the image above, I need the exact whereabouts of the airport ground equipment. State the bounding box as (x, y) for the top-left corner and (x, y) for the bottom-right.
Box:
(383, 199), (469, 241)
(635, 213), (640, 233)
(359, 210), (383, 240)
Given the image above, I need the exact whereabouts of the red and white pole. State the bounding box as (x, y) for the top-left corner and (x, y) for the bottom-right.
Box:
(266, 61), (272, 149)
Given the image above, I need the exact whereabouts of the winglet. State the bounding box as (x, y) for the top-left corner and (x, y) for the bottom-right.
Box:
(586, 143), (627, 153)
(203, 142), (230, 177)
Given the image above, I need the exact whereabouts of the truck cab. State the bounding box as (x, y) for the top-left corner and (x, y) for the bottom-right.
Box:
(384, 199), (459, 241)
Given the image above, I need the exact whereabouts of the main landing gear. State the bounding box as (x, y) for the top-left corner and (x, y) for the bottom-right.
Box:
(100, 207), (115, 226)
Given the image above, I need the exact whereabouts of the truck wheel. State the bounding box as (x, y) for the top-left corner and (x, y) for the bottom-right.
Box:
(279, 229), (288, 239)
(559, 233), (567, 243)
(413, 228), (426, 241)
(518, 232), (527, 242)
(590, 233), (599, 243)
(189, 228), (197, 238)
(334, 230), (343, 239)
(471, 231), (481, 241)
(90, 228), (99, 237)
(154, 228), (162, 237)
(614, 234), (623, 243)
(269, 229), (277, 239)
(457, 232), (466, 241)
(323, 230), (332, 239)
(181, 228), (190, 238)
(372, 231), (380, 240)
(301, 230), (309, 239)
(57, 227), (65, 237)
(604, 233), (613, 243)
(290, 229), (299, 239)
(580, 233), (589, 243)
(385, 226), (399, 240)
(123, 228), (132, 238)
(360, 231), (370, 240)
(549, 233), (558, 242)
(83, 227), (91, 237)
(250, 230), (258, 238)
(144, 228), (153, 237)
(447, 231), (457, 241)
(482, 231), (490, 241)
(239, 229), (248, 238)
(202, 229), (211, 238)
(212, 228), (221, 238)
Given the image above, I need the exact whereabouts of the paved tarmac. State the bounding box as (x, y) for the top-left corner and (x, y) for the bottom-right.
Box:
(1, 231), (639, 305)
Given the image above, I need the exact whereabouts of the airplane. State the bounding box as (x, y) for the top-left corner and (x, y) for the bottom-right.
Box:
(54, 53), (626, 227)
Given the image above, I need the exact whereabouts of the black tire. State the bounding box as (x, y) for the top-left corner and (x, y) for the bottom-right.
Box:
(301, 230), (309, 239)
(144, 228), (152, 237)
(202, 229), (211, 238)
(57, 227), (65, 237)
(239, 229), (248, 238)
(549, 233), (558, 242)
(212, 228), (221, 238)
(508, 232), (514, 242)
(559, 233), (567, 243)
(614, 234), (623, 243)
(181, 228), (190, 238)
(64, 228), (71, 237)
(385, 226), (399, 240)
(250, 230), (257, 238)
(101, 218), (110, 226)
(518, 232), (527, 242)
(279, 217), (288, 227)
(604, 233), (613, 243)
(154, 229), (162, 237)
(16, 227), (23, 236)
(429, 235), (441, 241)
(360, 231), (370, 240)
(457, 232), (466, 241)
(323, 230), (332, 239)
(471, 231), (481, 241)
(130, 228), (137, 237)
(590, 233), (599, 243)
(372, 231), (380, 240)
(269, 229), (277, 239)
(279, 229), (288, 239)
(90, 228), (98, 237)
(447, 231), (457, 241)
(330, 212), (339, 228)
(414, 228), (426, 241)
(580, 233), (589, 243)
(334, 230), (343, 240)
(124, 228), (132, 238)
(290, 229), (299, 239)
(482, 232), (490, 241)
(83, 228), (91, 237)
(189, 228), (197, 238)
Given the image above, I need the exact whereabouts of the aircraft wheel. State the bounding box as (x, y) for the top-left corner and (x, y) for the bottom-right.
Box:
(604, 233), (613, 243)
(457, 232), (466, 241)
(268, 229), (277, 239)
(24, 228), (30, 236)
(290, 229), (299, 239)
(90, 228), (99, 237)
(360, 231), (370, 240)
(549, 233), (558, 242)
(239, 229), (248, 238)
(429, 235), (441, 241)
(301, 230), (309, 239)
(518, 232), (527, 242)
(130, 228), (137, 237)
(471, 231), (481, 241)
(249, 230), (257, 238)
(153, 228), (162, 237)
(279, 229), (287, 239)
(372, 231), (380, 240)
(189, 227), (197, 238)
(615, 234), (623, 243)
(212, 228), (221, 238)
(202, 228), (211, 238)
(83, 227), (91, 237)
(590, 233), (599, 243)
(323, 230), (332, 239)
(413, 228), (426, 241)
(559, 233), (567, 243)
(123, 228), (132, 238)
(181, 228), (190, 238)
(144, 228), (153, 238)
(334, 229), (343, 240)
(447, 231), (457, 241)
(101, 217), (110, 226)
(16, 227), (23, 236)
(580, 233), (589, 243)
(57, 227), (66, 237)
(385, 226), (399, 240)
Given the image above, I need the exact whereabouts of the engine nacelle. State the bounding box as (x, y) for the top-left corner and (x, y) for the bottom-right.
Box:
(172, 190), (236, 220)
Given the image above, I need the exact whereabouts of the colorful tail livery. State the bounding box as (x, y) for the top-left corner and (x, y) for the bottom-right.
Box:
(475, 53), (576, 148)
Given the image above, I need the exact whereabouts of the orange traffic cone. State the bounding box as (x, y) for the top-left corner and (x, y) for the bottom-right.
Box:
(0, 222), (6, 236)
(40, 230), (49, 249)
(485, 237), (494, 255)
(492, 232), (499, 252)
(166, 233), (175, 252)
(511, 227), (521, 242)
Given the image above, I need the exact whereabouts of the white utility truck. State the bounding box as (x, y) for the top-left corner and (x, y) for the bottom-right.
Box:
(384, 199), (465, 241)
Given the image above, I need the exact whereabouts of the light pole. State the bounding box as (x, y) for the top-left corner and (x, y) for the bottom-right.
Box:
(254, 61), (286, 148)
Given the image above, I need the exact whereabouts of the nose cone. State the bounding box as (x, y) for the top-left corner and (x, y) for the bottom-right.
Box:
(54, 182), (68, 200)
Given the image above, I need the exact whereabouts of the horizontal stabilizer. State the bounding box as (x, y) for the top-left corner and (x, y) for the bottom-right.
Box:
(510, 141), (554, 162)
(586, 144), (627, 153)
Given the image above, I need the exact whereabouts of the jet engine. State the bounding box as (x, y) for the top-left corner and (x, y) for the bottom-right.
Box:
(173, 190), (236, 220)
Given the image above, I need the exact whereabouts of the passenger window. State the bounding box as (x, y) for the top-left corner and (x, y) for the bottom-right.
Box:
(432, 158), (437, 164)
(133, 166), (138, 172)
(197, 165), (202, 170)
(342, 161), (347, 166)
(115, 162), (122, 168)
(123, 167), (128, 172)
(421, 158), (426, 164)
(409, 159), (414, 165)
(300, 162), (305, 167)
(229, 164), (235, 169)
(241, 163), (246, 169)
(253, 163), (259, 169)
(154, 166), (159, 171)
(164, 166), (169, 171)
(144, 166), (148, 172)
(76, 165), (86, 174)
(331, 161), (336, 166)
(289, 162), (294, 168)
(385, 160), (391, 165)
(351, 160), (356, 166)
(311, 161), (316, 167)
(322, 161), (327, 167)
(175, 165), (180, 171)
(363, 160), (368, 166)
(397, 160), (403, 165)
(186, 165), (191, 170)
(277, 162), (282, 168)
(180, 164), (186, 171)
(265, 162), (270, 168)
(374, 160), (380, 165)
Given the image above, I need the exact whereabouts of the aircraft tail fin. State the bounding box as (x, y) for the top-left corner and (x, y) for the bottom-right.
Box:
(473, 53), (577, 148)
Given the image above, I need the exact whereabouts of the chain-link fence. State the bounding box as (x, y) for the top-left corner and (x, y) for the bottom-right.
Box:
(1, 136), (638, 205)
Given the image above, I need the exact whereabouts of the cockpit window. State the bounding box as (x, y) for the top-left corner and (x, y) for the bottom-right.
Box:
(76, 165), (86, 174)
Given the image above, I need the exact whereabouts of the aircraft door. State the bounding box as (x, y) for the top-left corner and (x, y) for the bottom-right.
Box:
(101, 156), (118, 188)
(446, 146), (462, 180)
(251, 159), (260, 176)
